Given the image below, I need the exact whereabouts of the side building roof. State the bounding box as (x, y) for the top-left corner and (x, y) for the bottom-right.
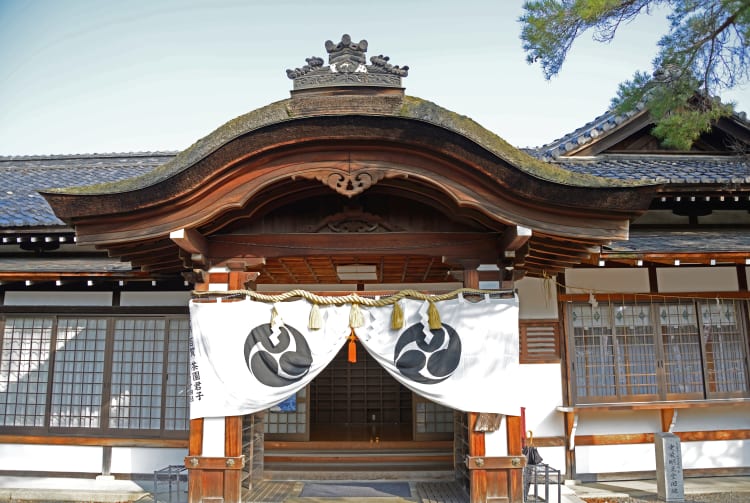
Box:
(0, 153), (174, 227)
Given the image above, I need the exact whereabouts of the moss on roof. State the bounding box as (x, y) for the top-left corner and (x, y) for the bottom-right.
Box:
(49, 94), (656, 195)
(397, 96), (653, 188)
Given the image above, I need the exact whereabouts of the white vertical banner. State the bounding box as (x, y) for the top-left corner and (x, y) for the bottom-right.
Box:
(188, 298), (350, 419)
(357, 294), (522, 414)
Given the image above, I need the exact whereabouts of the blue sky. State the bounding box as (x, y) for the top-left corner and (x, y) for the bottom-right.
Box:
(1, 0), (747, 155)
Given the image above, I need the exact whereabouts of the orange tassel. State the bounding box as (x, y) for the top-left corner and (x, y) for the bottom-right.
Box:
(348, 333), (357, 363)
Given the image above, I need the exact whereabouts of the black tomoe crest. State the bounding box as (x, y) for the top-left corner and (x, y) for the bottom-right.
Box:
(244, 323), (312, 387)
(394, 322), (461, 384)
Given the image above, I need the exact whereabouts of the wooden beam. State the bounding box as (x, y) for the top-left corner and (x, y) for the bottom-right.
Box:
(661, 408), (676, 432)
(170, 228), (208, 256)
(0, 434), (187, 448)
(208, 232), (501, 262)
(499, 225), (531, 252)
(575, 429), (750, 445)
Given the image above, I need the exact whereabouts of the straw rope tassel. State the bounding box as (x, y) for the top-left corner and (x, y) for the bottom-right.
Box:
(390, 301), (404, 330)
(348, 332), (358, 363)
(427, 300), (441, 329)
(270, 305), (280, 326)
(308, 303), (322, 330)
(349, 302), (364, 328)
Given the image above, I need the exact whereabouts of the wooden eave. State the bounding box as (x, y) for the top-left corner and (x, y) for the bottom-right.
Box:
(44, 118), (654, 243)
(40, 100), (660, 280)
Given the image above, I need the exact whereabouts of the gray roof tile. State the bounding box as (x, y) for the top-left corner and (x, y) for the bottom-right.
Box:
(554, 155), (750, 184)
(607, 229), (750, 253)
(0, 153), (175, 228)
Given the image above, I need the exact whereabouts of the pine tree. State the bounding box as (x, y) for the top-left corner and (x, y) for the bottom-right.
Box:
(520, 0), (750, 149)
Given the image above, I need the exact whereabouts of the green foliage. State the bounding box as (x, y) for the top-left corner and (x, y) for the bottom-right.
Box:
(520, 0), (750, 149)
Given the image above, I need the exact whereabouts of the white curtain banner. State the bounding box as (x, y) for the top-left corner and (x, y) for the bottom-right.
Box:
(189, 298), (350, 419)
(188, 291), (521, 419)
(358, 294), (521, 415)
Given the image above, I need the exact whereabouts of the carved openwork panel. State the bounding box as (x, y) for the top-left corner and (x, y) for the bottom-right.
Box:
(305, 207), (403, 233)
(296, 168), (388, 198)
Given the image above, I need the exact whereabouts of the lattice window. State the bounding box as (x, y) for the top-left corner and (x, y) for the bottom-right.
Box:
(613, 305), (658, 399)
(569, 300), (750, 404)
(165, 318), (191, 431)
(570, 304), (616, 400)
(660, 303), (704, 397)
(51, 318), (107, 428)
(699, 300), (749, 396)
(415, 400), (454, 434)
(0, 313), (189, 436)
(265, 387), (307, 436)
(0, 318), (52, 427)
(519, 319), (560, 363)
(110, 318), (166, 430)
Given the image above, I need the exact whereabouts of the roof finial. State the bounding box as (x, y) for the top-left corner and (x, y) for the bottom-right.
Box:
(286, 34), (408, 91)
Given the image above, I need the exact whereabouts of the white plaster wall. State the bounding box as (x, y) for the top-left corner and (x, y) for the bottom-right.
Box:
(534, 447), (566, 476)
(0, 444), (102, 472)
(670, 407), (750, 431)
(485, 363), (566, 475)
(656, 267), (738, 292)
(111, 447), (187, 474)
(576, 409), (660, 435)
(516, 277), (558, 319)
(3, 291), (112, 306)
(119, 291), (191, 306)
(578, 440), (750, 473)
(682, 440), (749, 469)
(575, 407), (750, 473)
(565, 268), (650, 294)
(517, 364), (564, 438)
(485, 416), (508, 456)
(576, 444), (656, 473)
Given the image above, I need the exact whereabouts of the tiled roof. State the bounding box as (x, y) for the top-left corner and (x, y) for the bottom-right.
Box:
(533, 106), (647, 160)
(554, 154), (750, 184)
(533, 106), (749, 161)
(606, 229), (750, 253)
(0, 153), (174, 228)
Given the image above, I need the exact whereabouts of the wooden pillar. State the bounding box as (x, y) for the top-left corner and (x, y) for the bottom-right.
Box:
(461, 261), (525, 503)
(506, 415), (523, 501)
(186, 271), (246, 503)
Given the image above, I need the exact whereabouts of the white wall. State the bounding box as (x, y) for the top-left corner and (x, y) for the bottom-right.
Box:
(119, 291), (191, 306)
(111, 447), (187, 474)
(0, 444), (102, 472)
(657, 267), (738, 292)
(484, 363), (567, 474)
(573, 406), (750, 473)
(4, 290), (192, 306)
(682, 440), (750, 469)
(516, 277), (558, 319)
(576, 409), (660, 436)
(565, 268), (650, 294)
(576, 444), (656, 473)
(4, 291), (112, 306)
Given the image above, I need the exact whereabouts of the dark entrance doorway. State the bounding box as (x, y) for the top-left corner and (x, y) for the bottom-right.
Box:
(310, 342), (413, 441)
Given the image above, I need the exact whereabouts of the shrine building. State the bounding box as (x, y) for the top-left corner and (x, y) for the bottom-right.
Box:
(0, 35), (749, 503)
